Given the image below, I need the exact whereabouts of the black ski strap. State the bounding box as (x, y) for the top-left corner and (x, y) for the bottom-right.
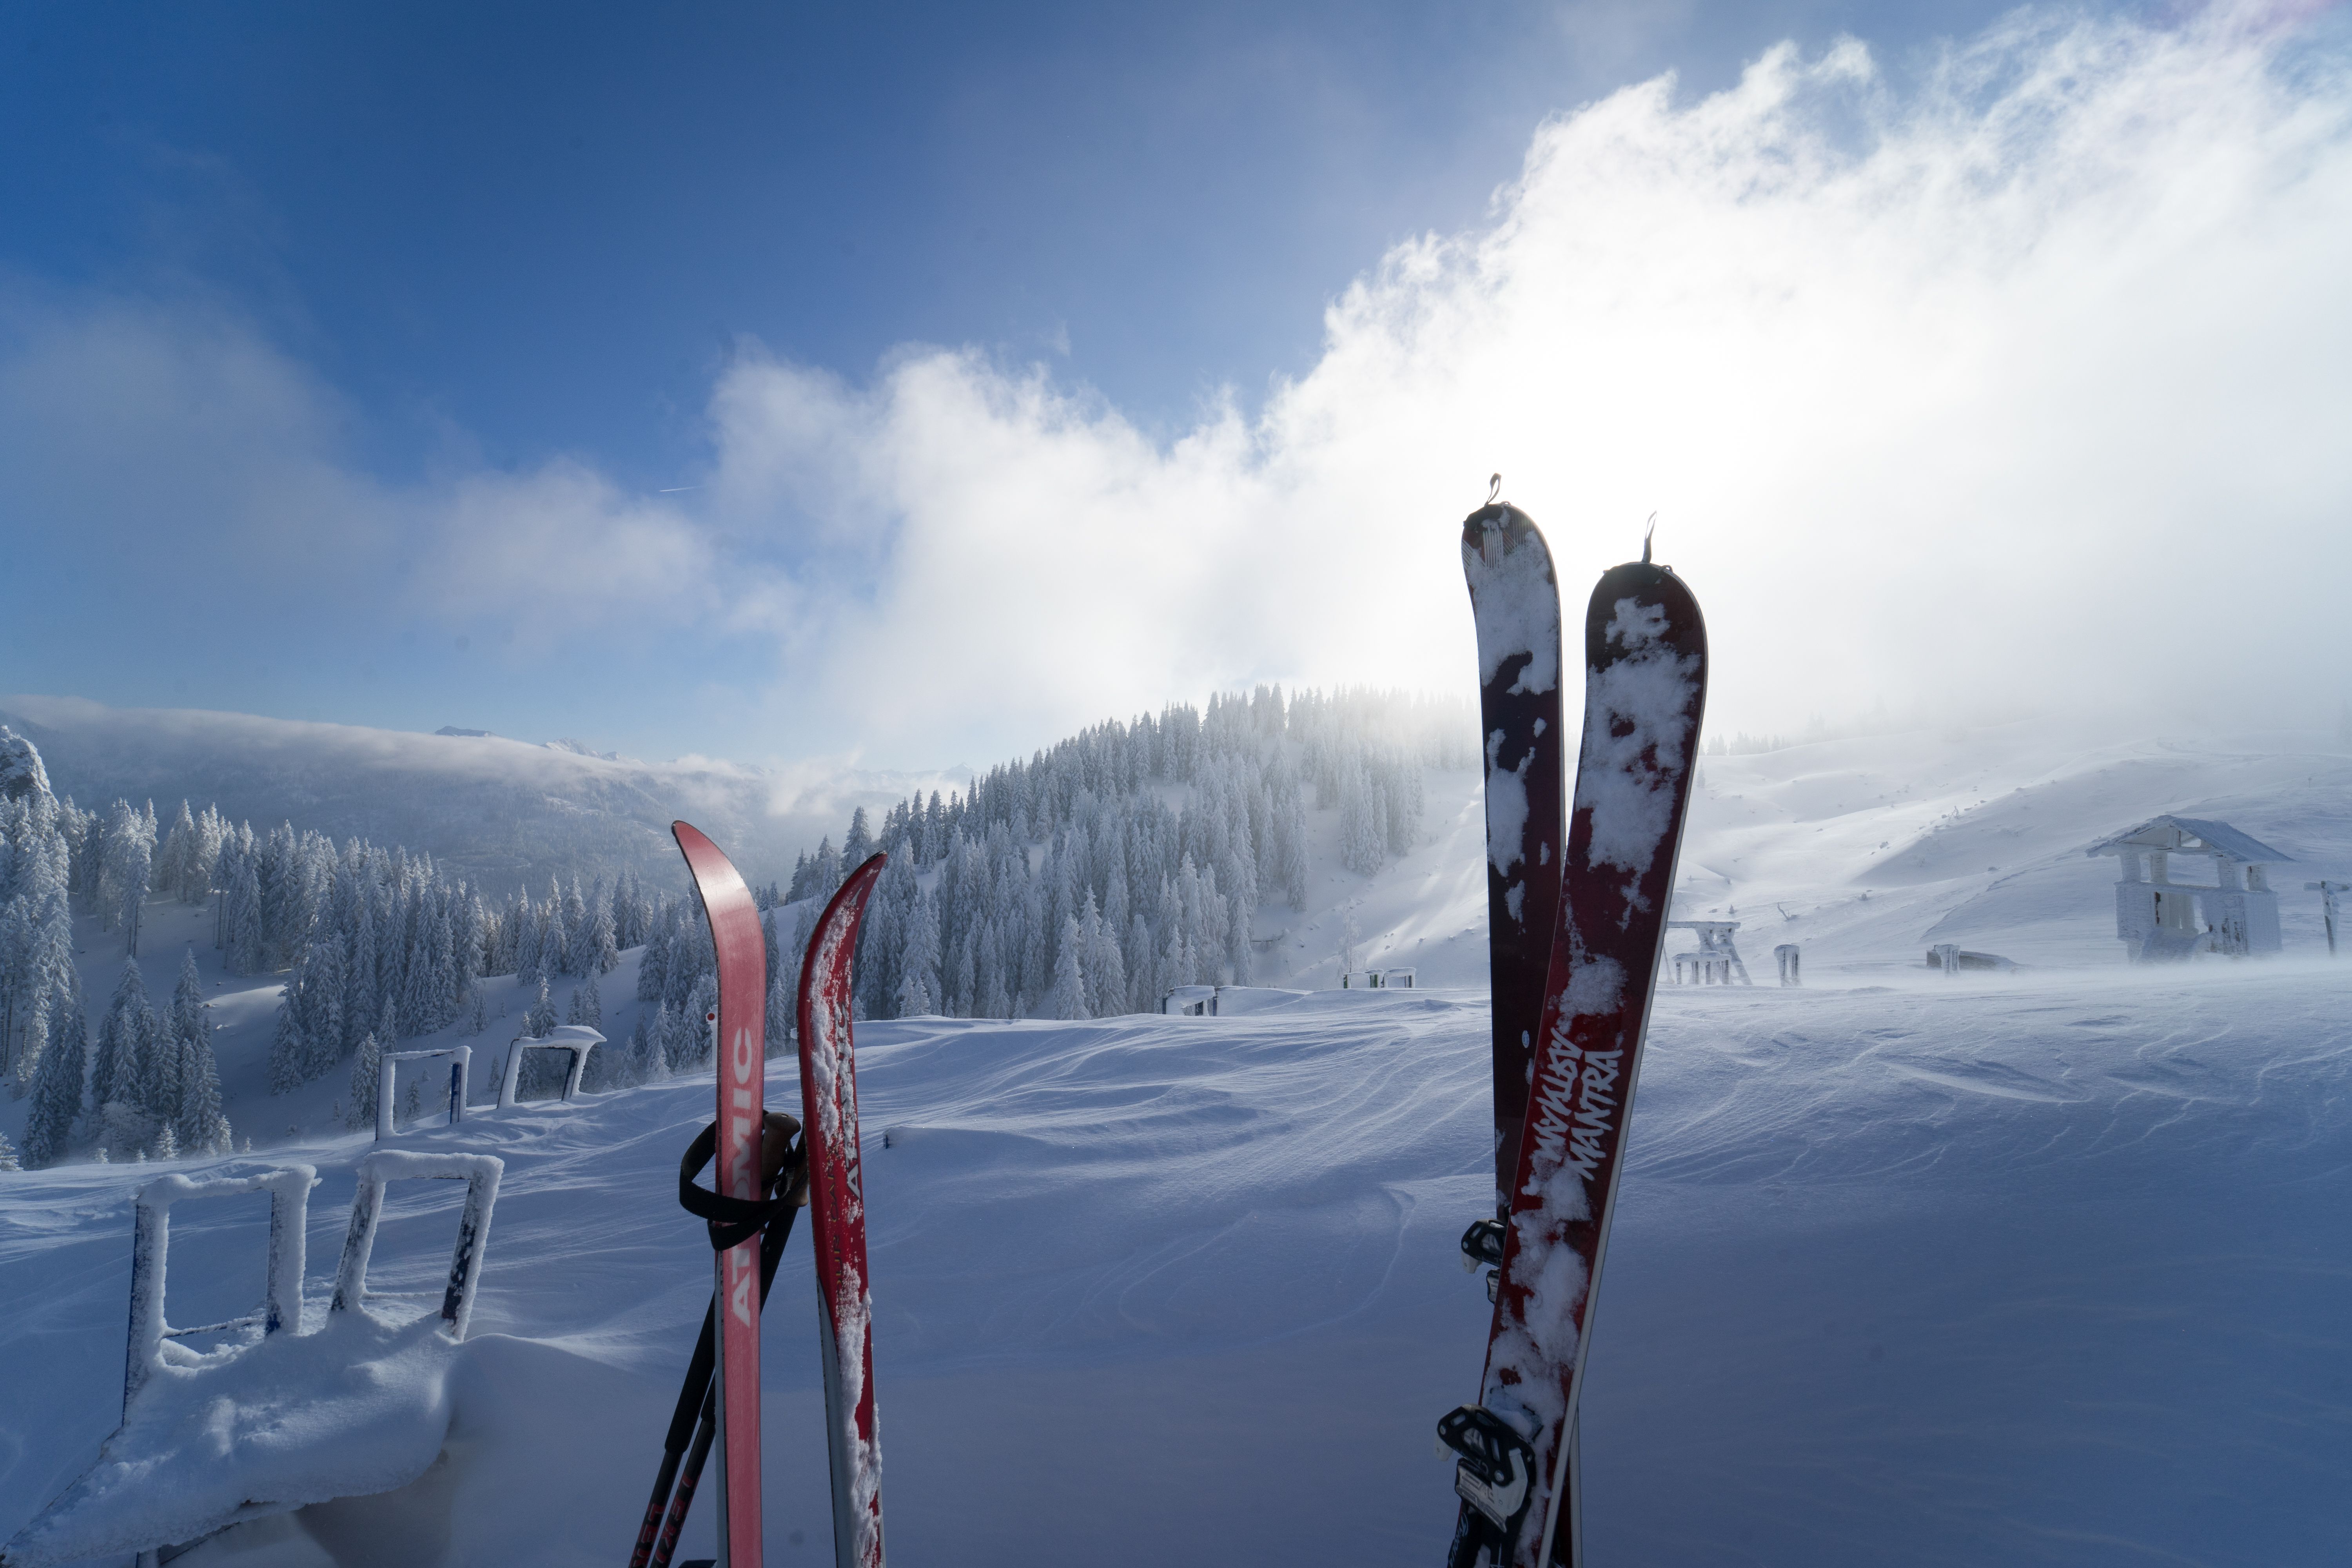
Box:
(677, 1121), (789, 1251)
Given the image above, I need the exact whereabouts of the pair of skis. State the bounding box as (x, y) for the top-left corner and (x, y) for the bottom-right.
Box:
(1442, 499), (1709, 1567)
(640, 826), (889, 1568)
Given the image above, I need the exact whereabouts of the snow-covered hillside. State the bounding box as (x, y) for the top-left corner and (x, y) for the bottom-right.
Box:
(4, 720), (2350, 1565)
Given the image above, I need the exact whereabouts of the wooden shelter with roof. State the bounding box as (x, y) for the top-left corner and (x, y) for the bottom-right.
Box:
(2085, 815), (2293, 961)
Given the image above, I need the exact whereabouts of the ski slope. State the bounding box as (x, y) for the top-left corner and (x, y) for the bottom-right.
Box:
(4, 721), (2350, 1565)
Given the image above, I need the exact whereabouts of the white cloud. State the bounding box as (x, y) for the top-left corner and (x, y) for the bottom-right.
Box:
(423, 459), (716, 631)
(690, 4), (2352, 751)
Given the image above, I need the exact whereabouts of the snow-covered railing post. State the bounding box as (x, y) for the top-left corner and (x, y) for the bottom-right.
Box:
(377, 1044), (471, 1141)
(2307, 880), (2349, 956)
(495, 1024), (601, 1109)
(123, 1166), (316, 1415)
(1932, 942), (1962, 977)
(1775, 944), (1801, 986)
(332, 1150), (503, 1341)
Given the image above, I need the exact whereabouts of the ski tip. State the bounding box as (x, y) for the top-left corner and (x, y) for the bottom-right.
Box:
(1460, 496), (1548, 560)
(1642, 510), (1656, 564)
(1487, 472), (1503, 505)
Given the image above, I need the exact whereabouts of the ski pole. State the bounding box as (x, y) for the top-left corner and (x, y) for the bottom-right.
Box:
(630, 1113), (808, 1568)
(652, 1198), (799, 1568)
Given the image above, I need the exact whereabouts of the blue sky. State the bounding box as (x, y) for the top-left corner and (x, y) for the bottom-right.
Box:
(5, 1), (2349, 768)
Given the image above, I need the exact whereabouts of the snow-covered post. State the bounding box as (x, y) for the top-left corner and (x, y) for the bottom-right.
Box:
(124, 1166), (315, 1414)
(2306, 881), (2348, 956)
(1932, 942), (1962, 977)
(1775, 944), (1801, 986)
(333, 1150), (503, 1340)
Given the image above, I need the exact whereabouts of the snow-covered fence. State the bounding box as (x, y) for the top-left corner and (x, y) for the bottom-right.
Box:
(497, 1024), (601, 1109)
(1775, 944), (1802, 986)
(331, 1150), (503, 1341)
(1339, 969), (1417, 989)
(377, 1045), (470, 1142)
(123, 1165), (315, 1413)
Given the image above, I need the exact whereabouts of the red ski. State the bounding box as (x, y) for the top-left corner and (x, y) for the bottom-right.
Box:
(671, 822), (771, 1568)
(1441, 555), (1708, 1568)
(797, 854), (889, 1568)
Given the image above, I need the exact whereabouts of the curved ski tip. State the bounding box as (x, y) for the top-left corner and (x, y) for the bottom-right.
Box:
(1461, 496), (1547, 559)
(1487, 472), (1503, 505)
(1641, 511), (1657, 564)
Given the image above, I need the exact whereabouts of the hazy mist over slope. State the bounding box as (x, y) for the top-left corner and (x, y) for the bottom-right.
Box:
(0, 695), (959, 894)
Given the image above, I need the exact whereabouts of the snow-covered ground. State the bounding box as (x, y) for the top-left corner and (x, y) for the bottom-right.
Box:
(5, 721), (2351, 1565)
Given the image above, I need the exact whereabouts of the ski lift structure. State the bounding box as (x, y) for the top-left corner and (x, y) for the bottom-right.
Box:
(1340, 968), (1416, 989)
(2088, 816), (2293, 960)
(1666, 920), (1750, 985)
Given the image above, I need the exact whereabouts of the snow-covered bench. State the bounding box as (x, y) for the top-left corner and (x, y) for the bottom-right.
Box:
(2, 1151), (505, 1568)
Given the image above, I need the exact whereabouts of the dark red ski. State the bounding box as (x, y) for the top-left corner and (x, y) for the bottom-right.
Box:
(1460, 498), (1567, 1217)
(798, 855), (888, 1568)
(1442, 556), (1708, 1568)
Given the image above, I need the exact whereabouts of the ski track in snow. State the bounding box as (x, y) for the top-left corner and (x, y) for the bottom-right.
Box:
(2, 722), (2350, 1564)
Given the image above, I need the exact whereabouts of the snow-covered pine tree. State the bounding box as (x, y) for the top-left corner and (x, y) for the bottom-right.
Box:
(1047, 915), (1088, 1020)
(543, 876), (573, 979)
(158, 802), (197, 902)
(1, 733), (78, 1097)
(298, 938), (346, 1083)
(141, 987), (181, 1129)
(579, 882), (619, 974)
(226, 860), (265, 975)
(92, 960), (150, 1120)
(0, 1130), (18, 1171)
(1083, 891), (1128, 1014)
(636, 898), (672, 1004)
(639, 1002), (671, 1081)
(177, 1023), (226, 1152)
(566, 975), (602, 1033)
(20, 969), (88, 1167)
(346, 1031), (382, 1131)
(525, 975), (557, 1038)
(267, 982), (308, 1096)
(349, 893), (380, 1043)
(101, 799), (158, 955)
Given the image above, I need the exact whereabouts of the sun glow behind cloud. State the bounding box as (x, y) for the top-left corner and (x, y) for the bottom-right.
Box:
(5, 5), (2349, 766)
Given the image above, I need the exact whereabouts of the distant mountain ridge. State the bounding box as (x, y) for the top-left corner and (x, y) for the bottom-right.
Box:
(0, 695), (957, 897)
